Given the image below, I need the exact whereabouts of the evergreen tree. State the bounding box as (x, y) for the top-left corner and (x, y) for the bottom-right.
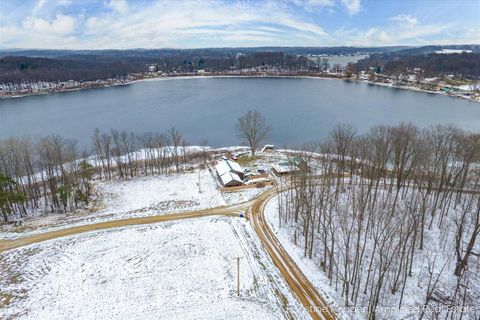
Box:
(0, 174), (26, 222)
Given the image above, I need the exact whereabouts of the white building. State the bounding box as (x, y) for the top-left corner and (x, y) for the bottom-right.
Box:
(272, 156), (304, 175)
(215, 160), (244, 187)
(272, 162), (300, 175)
(261, 144), (275, 153)
(219, 172), (243, 187)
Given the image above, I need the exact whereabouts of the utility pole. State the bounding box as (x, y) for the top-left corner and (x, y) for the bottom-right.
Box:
(236, 256), (241, 296)
(198, 170), (202, 193)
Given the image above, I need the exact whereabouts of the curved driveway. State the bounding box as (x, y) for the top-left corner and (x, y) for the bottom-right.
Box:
(0, 187), (336, 320)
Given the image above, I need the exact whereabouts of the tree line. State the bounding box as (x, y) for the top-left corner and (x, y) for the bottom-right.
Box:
(351, 52), (480, 80)
(276, 123), (480, 319)
(0, 128), (208, 222)
(0, 52), (317, 84)
(0, 56), (145, 84)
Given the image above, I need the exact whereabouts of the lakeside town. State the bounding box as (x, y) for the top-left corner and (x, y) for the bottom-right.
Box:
(2, 60), (479, 102)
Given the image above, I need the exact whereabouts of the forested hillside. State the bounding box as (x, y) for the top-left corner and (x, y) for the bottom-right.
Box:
(0, 52), (311, 83)
(353, 52), (480, 79)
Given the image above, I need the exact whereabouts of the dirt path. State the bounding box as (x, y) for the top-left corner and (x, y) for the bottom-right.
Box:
(0, 205), (247, 252)
(250, 188), (336, 320)
(0, 188), (337, 320)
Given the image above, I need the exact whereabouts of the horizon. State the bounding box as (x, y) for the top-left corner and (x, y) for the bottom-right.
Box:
(1, 0), (479, 50)
(1, 44), (479, 52)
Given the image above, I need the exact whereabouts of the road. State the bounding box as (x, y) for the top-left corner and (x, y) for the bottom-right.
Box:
(250, 188), (336, 320)
(0, 187), (337, 320)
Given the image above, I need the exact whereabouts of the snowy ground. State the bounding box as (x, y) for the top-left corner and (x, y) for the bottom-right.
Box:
(222, 188), (266, 205)
(94, 170), (224, 217)
(265, 195), (480, 320)
(0, 148), (298, 240)
(264, 196), (350, 320)
(0, 216), (310, 320)
(0, 169), (265, 240)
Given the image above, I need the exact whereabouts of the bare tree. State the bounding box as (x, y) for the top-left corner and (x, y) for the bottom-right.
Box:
(236, 110), (271, 156)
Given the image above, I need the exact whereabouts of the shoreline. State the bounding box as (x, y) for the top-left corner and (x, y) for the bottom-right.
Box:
(1, 74), (478, 103)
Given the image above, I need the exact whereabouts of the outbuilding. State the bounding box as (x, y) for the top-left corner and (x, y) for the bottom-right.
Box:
(261, 144), (275, 153)
(272, 156), (305, 175)
(272, 162), (300, 175)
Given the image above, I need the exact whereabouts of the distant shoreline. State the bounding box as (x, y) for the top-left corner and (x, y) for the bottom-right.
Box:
(1, 73), (478, 103)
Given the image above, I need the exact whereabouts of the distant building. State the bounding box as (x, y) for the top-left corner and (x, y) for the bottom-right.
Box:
(272, 156), (305, 175)
(215, 160), (244, 187)
(261, 144), (275, 153)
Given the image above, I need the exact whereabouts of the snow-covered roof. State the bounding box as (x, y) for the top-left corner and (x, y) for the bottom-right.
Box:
(272, 162), (300, 174)
(261, 144), (275, 152)
(215, 160), (243, 176)
(215, 161), (231, 176)
(228, 160), (243, 174)
(272, 156), (304, 174)
(219, 172), (243, 186)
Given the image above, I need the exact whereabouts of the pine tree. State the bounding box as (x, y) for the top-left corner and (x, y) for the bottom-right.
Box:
(0, 174), (26, 222)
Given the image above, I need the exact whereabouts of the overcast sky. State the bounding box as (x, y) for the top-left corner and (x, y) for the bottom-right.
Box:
(0, 0), (479, 49)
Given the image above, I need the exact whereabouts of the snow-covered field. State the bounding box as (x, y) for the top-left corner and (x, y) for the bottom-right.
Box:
(0, 169), (266, 240)
(95, 170), (224, 217)
(0, 216), (309, 320)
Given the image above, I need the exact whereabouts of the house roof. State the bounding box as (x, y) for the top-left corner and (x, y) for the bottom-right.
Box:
(272, 162), (299, 173)
(215, 160), (243, 176)
(219, 172), (242, 186)
(272, 156), (304, 173)
(261, 144), (275, 152)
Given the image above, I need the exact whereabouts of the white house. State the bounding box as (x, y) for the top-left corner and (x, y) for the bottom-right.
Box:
(215, 160), (244, 178)
(219, 172), (243, 187)
(215, 160), (244, 187)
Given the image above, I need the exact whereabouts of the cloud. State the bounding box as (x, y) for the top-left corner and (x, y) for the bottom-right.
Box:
(292, 0), (335, 10)
(22, 14), (76, 35)
(391, 14), (418, 27)
(106, 0), (129, 14)
(338, 16), (451, 46)
(0, 0), (476, 49)
(31, 0), (72, 16)
(80, 1), (329, 48)
(32, 0), (47, 15)
(340, 0), (361, 15)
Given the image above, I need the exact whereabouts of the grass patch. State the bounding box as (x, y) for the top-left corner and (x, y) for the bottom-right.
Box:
(237, 155), (259, 167)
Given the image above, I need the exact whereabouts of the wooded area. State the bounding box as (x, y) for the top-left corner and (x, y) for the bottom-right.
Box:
(276, 123), (480, 319)
(352, 53), (480, 79)
(0, 52), (314, 84)
(0, 123), (479, 318)
(2, 45), (479, 84)
(0, 128), (208, 222)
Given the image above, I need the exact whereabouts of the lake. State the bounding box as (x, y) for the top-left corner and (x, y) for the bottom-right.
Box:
(0, 77), (479, 149)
